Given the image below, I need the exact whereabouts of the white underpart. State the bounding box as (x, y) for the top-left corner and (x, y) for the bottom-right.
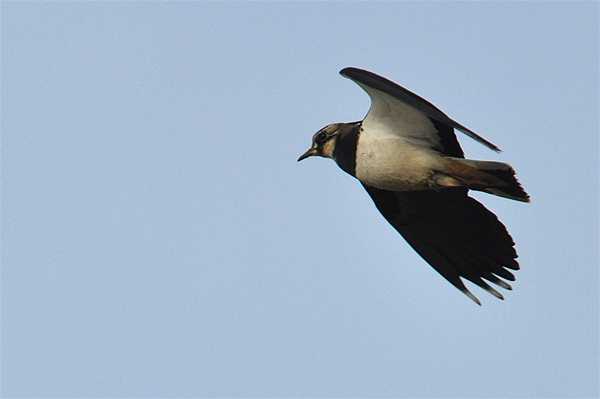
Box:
(356, 135), (448, 191)
(356, 82), (443, 149)
(354, 82), (449, 191)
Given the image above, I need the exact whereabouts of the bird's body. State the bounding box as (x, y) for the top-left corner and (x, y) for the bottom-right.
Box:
(356, 135), (448, 191)
(299, 67), (529, 305)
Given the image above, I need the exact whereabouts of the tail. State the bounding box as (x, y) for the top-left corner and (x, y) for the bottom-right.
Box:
(442, 158), (530, 202)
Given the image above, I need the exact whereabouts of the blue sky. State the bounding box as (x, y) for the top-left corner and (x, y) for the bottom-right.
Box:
(3, 2), (598, 397)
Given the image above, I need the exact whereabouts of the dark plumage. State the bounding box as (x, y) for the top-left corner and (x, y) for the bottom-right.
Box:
(298, 67), (529, 305)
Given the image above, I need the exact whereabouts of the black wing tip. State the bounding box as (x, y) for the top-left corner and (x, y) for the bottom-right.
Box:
(339, 67), (387, 85)
(340, 67), (380, 86)
(462, 289), (483, 306)
(462, 286), (508, 306)
(340, 66), (360, 76)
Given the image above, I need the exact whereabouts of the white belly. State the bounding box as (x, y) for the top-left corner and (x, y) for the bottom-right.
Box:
(355, 136), (447, 191)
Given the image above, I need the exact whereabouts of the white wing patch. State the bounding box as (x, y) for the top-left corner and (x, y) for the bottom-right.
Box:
(356, 82), (443, 151)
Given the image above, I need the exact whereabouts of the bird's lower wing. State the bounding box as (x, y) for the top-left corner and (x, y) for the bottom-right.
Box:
(362, 185), (519, 305)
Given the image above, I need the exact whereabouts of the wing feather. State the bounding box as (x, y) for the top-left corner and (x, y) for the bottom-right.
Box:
(362, 184), (519, 304)
(341, 67), (501, 153)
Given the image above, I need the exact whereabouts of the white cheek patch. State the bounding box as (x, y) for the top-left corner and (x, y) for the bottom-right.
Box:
(321, 139), (336, 159)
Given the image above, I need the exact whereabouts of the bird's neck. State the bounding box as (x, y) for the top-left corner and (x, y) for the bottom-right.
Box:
(332, 122), (361, 177)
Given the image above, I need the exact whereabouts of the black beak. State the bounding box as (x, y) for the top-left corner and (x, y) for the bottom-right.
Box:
(297, 147), (317, 162)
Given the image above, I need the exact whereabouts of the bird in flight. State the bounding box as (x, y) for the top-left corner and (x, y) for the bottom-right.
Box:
(298, 67), (529, 305)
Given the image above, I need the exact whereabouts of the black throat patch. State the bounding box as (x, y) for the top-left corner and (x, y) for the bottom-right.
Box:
(332, 123), (361, 177)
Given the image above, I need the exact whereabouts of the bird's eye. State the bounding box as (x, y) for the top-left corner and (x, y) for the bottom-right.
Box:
(315, 132), (328, 144)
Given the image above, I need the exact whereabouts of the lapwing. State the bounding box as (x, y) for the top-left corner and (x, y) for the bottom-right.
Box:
(298, 67), (529, 305)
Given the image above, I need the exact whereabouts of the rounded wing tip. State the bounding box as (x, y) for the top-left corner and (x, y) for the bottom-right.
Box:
(339, 66), (367, 78)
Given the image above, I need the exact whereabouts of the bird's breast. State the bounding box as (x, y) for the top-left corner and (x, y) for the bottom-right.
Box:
(355, 137), (447, 191)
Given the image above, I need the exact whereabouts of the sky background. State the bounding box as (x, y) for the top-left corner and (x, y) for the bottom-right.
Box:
(2, 2), (598, 397)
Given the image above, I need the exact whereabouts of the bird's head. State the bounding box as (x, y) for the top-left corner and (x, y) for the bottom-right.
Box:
(297, 123), (348, 162)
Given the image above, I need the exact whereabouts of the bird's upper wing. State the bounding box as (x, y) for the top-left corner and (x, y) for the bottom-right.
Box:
(362, 184), (519, 304)
(340, 67), (501, 153)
